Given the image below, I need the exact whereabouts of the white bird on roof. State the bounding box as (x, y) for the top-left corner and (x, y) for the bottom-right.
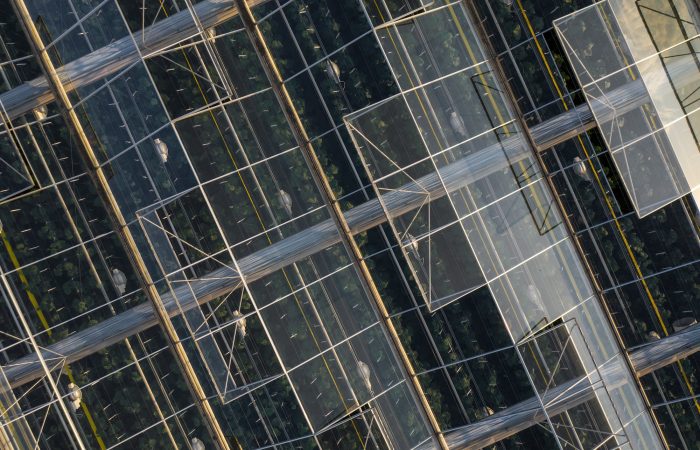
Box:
(526, 284), (544, 311)
(111, 268), (127, 296)
(67, 383), (82, 411)
(326, 59), (344, 88)
(279, 189), (293, 217)
(405, 233), (420, 261)
(233, 310), (247, 339)
(357, 361), (372, 394)
(449, 111), (467, 138)
(573, 156), (590, 182)
(154, 138), (169, 163)
(34, 104), (48, 121)
(191, 437), (205, 450)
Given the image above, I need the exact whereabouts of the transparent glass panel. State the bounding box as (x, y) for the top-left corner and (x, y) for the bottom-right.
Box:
(490, 239), (594, 342)
(555, 0), (700, 217)
(517, 321), (630, 449)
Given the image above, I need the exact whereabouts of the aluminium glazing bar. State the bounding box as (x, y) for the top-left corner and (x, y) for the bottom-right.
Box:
(0, 0), (268, 121)
(0, 64), (682, 389)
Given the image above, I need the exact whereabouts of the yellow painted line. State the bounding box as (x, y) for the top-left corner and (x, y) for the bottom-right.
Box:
(63, 366), (106, 450)
(374, 2), (556, 388)
(3, 237), (51, 333)
(598, 7), (638, 81)
(515, 0), (700, 417)
(449, 3), (565, 257)
(513, 6), (642, 441)
(0, 385), (30, 448)
(444, 4), (561, 386)
(515, 0), (566, 101)
(0, 403), (20, 447)
(375, 1), (504, 286)
(1, 231), (106, 449)
(368, 0), (495, 299)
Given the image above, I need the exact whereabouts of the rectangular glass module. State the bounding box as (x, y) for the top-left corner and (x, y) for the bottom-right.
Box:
(555, 0), (700, 217)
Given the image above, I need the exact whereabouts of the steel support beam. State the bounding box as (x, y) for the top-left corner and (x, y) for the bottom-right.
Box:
(631, 323), (700, 377)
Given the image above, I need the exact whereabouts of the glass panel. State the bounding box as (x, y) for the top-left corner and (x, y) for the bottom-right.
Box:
(517, 321), (630, 449)
(555, 0), (700, 217)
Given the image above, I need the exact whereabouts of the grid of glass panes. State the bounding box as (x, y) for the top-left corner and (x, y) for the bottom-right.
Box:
(346, 2), (662, 449)
(254, 0), (566, 447)
(21, 0), (442, 447)
(475, 1), (700, 448)
(554, 0), (700, 218)
(0, 2), (217, 448)
(0, 0), (698, 448)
